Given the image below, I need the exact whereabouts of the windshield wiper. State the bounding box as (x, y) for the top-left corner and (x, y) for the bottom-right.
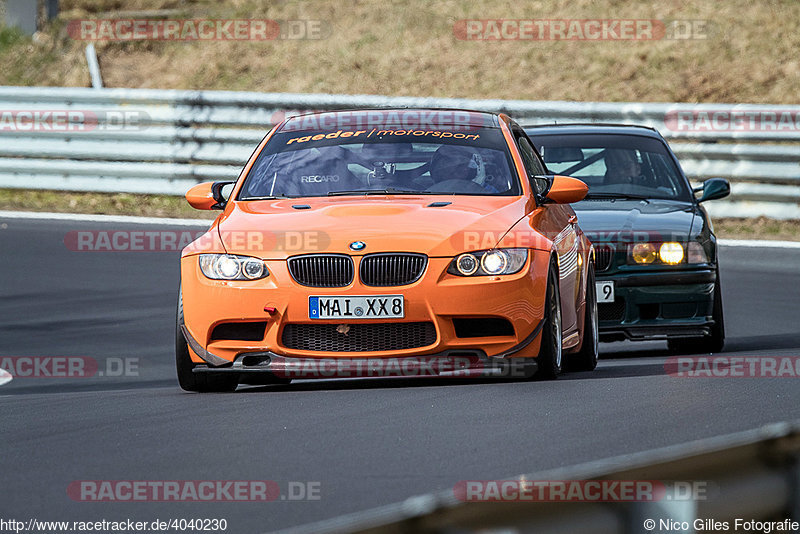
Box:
(584, 193), (651, 203)
(327, 188), (434, 196)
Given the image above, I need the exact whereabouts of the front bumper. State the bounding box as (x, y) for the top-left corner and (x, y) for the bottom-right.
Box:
(180, 252), (550, 364)
(191, 351), (539, 379)
(597, 268), (716, 342)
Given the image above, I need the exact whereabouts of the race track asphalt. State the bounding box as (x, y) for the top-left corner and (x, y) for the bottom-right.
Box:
(1, 216), (798, 532)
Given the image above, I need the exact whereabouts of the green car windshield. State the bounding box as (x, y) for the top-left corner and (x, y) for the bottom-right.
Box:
(529, 133), (693, 202)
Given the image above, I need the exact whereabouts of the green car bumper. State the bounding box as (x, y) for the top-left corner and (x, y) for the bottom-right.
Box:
(597, 269), (716, 342)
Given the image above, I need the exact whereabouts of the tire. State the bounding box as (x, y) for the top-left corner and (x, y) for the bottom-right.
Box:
(667, 270), (725, 354)
(566, 264), (598, 372)
(176, 293), (239, 393)
(536, 262), (563, 379)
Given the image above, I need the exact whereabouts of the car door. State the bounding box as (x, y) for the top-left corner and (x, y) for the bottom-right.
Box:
(512, 125), (580, 337)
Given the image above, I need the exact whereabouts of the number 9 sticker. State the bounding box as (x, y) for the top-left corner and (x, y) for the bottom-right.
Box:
(596, 281), (615, 303)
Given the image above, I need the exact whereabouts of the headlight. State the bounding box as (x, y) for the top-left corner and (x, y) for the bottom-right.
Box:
(629, 243), (657, 264)
(199, 254), (269, 280)
(627, 242), (691, 265)
(455, 253), (479, 275)
(659, 242), (684, 264)
(481, 250), (508, 274)
(448, 249), (527, 276)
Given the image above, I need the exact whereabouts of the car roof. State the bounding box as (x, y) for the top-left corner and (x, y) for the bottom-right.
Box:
(523, 123), (664, 139)
(280, 108), (502, 131)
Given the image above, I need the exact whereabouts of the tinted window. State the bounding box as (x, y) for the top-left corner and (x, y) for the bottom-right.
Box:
(529, 133), (692, 201)
(240, 126), (520, 198)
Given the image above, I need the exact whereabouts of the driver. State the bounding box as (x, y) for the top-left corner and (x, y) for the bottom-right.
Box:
(428, 145), (497, 192)
(429, 145), (477, 183)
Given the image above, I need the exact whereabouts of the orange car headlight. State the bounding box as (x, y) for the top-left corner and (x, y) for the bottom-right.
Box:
(198, 254), (269, 280)
(448, 249), (527, 276)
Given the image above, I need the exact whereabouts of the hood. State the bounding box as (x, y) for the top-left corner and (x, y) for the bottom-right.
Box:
(573, 198), (700, 244)
(216, 196), (528, 259)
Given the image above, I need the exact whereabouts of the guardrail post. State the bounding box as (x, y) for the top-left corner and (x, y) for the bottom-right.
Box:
(85, 44), (104, 89)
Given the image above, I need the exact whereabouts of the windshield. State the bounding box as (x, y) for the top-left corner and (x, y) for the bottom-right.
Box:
(529, 133), (692, 201)
(239, 125), (520, 198)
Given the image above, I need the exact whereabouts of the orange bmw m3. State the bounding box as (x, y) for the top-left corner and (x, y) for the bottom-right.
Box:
(177, 109), (597, 392)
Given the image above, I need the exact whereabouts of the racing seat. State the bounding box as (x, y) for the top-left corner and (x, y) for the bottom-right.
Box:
(281, 146), (362, 196)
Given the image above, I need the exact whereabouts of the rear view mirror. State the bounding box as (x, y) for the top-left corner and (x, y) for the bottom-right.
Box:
(185, 181), (235, 210)
(697, 178), (731, 203)
(542, 175), (588, 204)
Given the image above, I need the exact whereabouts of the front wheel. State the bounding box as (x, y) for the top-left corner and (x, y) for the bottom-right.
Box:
(566, 264), (598, 372)
(176, 293), (239, 393)
(536, 263), (563, 379)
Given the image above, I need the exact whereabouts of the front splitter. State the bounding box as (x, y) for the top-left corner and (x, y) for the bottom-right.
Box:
(192, 351), (538, 380)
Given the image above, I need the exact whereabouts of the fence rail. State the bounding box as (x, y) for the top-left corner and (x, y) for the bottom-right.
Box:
(275, 422), (800, 534)
(1, 86), (798, 218)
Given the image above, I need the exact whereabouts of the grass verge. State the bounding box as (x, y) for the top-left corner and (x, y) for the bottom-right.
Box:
(0, 189), (216, 220)
(2, 0), (799, 103)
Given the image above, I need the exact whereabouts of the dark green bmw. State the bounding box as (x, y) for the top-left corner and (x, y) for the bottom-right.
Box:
(526, 124), (730, 353)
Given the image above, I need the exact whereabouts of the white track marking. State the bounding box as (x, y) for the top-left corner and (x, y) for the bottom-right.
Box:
(0, 210), (212, 227)
(718, 239), (800, 249)
(0, 369), (12, 386)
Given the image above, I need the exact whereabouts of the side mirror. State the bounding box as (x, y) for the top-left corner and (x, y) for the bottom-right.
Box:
(697, 178), (731, 203)
(185, 181), (235, 210)
(542, 175), (588, 204)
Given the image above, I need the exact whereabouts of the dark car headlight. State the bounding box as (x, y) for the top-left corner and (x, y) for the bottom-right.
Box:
(627, 242), (708, 265)
(448, 249), (528, 276)
(199, 254), (269, 280)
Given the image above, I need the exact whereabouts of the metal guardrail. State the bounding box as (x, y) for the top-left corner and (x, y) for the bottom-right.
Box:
(0, 86), (798, 218)
(275, 422), (800, 534)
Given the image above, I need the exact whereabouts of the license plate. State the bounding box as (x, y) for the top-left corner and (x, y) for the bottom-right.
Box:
(309, 295), (404, 319)
(596, 281), (615, 303)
